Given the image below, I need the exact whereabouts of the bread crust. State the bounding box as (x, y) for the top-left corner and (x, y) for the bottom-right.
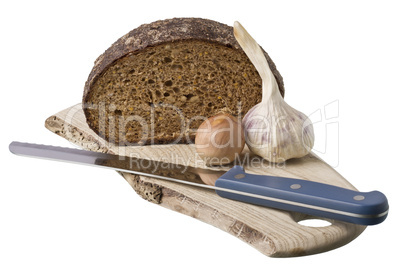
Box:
(83, 17), (284, 105)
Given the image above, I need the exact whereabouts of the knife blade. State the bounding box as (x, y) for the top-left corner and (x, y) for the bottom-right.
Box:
(9, 141), (388, 225)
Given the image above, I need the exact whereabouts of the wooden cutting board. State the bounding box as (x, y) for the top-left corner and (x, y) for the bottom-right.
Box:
(45, 104), (366, 257)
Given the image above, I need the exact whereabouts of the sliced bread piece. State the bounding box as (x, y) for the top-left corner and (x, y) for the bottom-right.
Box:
(82, 18), (284, 145)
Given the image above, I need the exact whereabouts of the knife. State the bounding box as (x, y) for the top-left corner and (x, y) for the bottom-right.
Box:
(9, 141), (388, 225)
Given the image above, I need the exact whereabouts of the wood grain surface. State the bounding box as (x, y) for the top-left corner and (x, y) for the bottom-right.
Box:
(45, 104), (366, 257)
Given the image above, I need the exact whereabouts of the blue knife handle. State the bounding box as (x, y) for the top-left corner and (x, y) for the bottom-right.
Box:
(215, 166), (388, 225)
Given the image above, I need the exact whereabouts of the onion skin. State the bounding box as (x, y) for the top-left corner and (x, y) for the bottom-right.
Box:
(195, 113), (245, 166)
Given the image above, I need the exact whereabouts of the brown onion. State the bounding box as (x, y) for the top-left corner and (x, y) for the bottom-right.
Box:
(195, 113), (245, 166)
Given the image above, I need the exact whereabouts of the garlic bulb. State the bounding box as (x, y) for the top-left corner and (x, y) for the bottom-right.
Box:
(234, 21), (314, 163)
(195, 113), (245, 166)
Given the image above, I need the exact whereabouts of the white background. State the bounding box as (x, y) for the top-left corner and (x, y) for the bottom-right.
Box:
(1, 0), (401, 267)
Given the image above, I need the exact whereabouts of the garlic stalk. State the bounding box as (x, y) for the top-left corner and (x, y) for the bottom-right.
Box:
(234, 21), (314, 163)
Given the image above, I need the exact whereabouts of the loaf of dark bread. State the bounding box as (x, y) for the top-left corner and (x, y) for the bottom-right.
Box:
(83, 18), (285, 145)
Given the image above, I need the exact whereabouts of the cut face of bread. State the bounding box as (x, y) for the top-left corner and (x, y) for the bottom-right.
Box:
(83, 18), (284, 146)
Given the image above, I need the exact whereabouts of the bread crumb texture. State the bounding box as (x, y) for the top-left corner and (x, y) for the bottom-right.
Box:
(83, 18), (284, 145)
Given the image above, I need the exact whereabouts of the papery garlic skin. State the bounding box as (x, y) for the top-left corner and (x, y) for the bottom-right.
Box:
(234, 21), (314, 163)
(243, 100), (314, 163)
